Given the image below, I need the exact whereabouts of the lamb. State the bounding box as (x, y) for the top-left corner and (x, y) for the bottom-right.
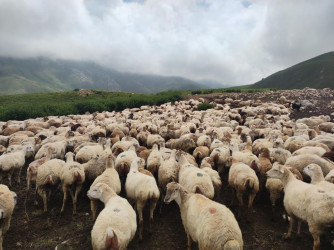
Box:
(87, 183), (137, 250)
(26, 146), (55, 192)
(115, 146), (137, 181)
(89, 154), (121, 221)
(228, 158), (259, 220)
(285, 154), (334, 176)
(266, 164), (334, 250)
(0, 184), (16, 250)
(158, 150), (178, 212)
(60, 152), (85, 214)
(0, 147), (26, 186)
(36, 159), (66, 212)
(178, 155), (214, 199)
(303, 164), (334, 190)
(125, 157), (160, 241)
(200, 157), (222, 199)
(164, 182), (243, 250)
(147, 144), (162, 179)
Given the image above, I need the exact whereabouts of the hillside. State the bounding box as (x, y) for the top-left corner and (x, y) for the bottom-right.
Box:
(0, 57), (206, 94)
(248, 51), (334, 89)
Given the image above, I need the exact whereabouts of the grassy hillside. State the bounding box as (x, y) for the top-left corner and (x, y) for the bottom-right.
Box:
(0, 57), (204, 94)
(248, 52), (334, 89)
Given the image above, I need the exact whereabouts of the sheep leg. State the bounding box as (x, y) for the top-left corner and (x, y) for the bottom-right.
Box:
(34, 188), (38, 206)
(309, 224), (321, 250)
(149, 198), (158, 234)
(73, 184), (82, 215)
(230, 188), (236, 207)
(8, 169), (15, 187)
(61, 185), (68, 214)
(236, 191), (244, 219)
(297, 220), (302, 238)
(90, 199), (98, 221)
(159, 193), (164, 215)
(283, 215), (295, 239)
(17, 166), (22, 184)
(186, 232), (192, 250)
(37, 187), (48, 212)
(137, 200), (145, 242)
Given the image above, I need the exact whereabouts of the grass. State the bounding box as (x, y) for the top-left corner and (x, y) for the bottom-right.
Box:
(0, 88), (274, 121)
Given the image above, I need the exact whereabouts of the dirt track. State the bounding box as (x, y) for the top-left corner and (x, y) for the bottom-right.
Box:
(4, 88), (334, 250)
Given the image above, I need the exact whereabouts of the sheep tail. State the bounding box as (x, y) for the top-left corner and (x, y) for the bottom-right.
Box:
(245, 178), (254, 192)
(195, 151), (202, 159)
(224, 239), (241, 250)
(73, 170), (82, 182)
(105, 227), (119, 250)
(194, 185), (202, 195)
(43, 175), (54, 185)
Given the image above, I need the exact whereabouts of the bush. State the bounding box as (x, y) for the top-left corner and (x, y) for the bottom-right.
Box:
(197, 102), (215, 110)
(191, 90), (202, 95)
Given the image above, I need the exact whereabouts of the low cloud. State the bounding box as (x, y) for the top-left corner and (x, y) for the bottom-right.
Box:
(0, 0), (333, 85)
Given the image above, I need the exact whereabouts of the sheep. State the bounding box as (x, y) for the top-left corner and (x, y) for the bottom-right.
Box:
(303, 164), (334, 190)
(89, 154), (121, 221)
(0, 146), (5, 156)
(164, 182), (243, 250)
(0, 184), (16, 250)
(158, 150), (178, 213)
(115, 146), (137, 182)
(146, 144), (162, 179)
(0, 136), (9, 147)
(75, 138), (104, 163)
(166, 137), (196, 153)
(196, 135), (211, 147)
(26, 146), (55, 192)
(266, 164), (334, 250)
(0, 147), (26, 186)
(36, 159), (66, 212)
(178, 154), (214, 199)
(60, 152), (85, 214)
(146, 134), (165, 148)
(325, 170), (334, 183)
(257, 148), (272, 191)
(285, 154), (334, 176)
(269, 148), (291, 164)
(193, 146), (210, 166)
(200, 157), (222, 199)
(292, 146), (327, 157)
(125, 157), (160, 241)
(322, 151), (334, 162)
(111, 140), (139, 156)
(228, 158), (259, 220)
(209, 146), (230, 174)
(87, 183), (137, 250)
(35, 140), (67, 160)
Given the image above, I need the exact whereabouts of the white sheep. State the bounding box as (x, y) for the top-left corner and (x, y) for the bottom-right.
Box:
(125, 157), (160, 241)
(209, 146), (230, 174)
(35, 158), (65, 211)
(75, 138), (104, 163)
(0, 184), (16, 250)
(164, 182), (243, 250)
(87, 183), (137, 250)
(269, 148), (291, 164)
(147, 143), (162, 179)
(89, 154), (121, 221)
(325, 169), (334, 183)
(266, 164), (334, 250)
(292, 146), (327, 157)
(200, 157), (222, 199)
(60, 152), (85, 214)
(285, 154), (334, 176)
(35, 140), (67, 160)
(178, 155), (214, 199)
(0, 147), (26, 186)
(115, 146), (137, 181)
(228, 158), (259, 220)
(303, 164), (334, 190)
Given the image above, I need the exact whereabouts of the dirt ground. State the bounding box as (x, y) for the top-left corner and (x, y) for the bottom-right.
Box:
(4, 88), (334, 250)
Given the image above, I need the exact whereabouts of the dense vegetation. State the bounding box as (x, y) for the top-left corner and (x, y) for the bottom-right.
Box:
(0, 57), (204, 95)
(248, 51), (334, 89)
(0, 88), (275, 121)
(190, 88), (277, 95)
(197, 102), (215, 110)
(0, 90), (183, 121)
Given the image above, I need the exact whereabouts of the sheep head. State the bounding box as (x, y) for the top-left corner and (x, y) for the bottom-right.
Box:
(266, 164), (286, 180)
(164, 182), (181, 205)
(302, 164), (322, 178)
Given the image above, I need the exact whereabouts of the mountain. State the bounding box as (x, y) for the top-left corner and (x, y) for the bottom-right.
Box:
(198, 79), (232, 89)
(0, 57), (204, 94)
(247, 51), (334, 89)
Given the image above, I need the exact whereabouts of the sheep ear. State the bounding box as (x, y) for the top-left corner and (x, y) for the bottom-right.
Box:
(279, 167), (285, 174)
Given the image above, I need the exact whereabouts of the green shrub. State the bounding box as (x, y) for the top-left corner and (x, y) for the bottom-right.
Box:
(191, 90), (202, 95)
(197, 102), (215, 110)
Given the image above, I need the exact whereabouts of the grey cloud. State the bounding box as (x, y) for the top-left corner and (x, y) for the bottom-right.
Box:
(0, 0), (333, 85)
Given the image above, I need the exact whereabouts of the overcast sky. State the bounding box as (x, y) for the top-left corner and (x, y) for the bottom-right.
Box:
(0, 0), (333, 85)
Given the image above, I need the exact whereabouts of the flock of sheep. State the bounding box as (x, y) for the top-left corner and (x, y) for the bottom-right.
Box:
(0, 91), (334, 250)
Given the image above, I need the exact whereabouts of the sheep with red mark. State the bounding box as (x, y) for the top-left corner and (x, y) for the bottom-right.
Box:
(87, 183), (137, 250)
(164, 182), (243, 250)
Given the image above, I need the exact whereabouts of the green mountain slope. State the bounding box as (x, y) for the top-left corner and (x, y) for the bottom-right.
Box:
(248, 51), (334, 89)
(0, 57), (204, 94)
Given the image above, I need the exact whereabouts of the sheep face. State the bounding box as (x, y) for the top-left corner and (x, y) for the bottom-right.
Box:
(266, 165), (284, 180)
(11, 191), (17, 206)
(302, 164), (319, 178)
(87, 185), (103, 200)
(164, 182), (181, 204)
